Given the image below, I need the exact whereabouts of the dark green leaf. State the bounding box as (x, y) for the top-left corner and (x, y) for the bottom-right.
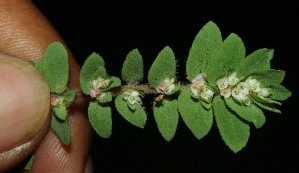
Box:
(53, 106), (67, 121)
(43, 42), (69, 94)
(269, 84), (292, 101)
(153, 98), (179, 141)
(148, 46), (176, 88)
(213, 96), (250, 153)
(252, 69), (285, 85)
(51, 114), (71, 145)
(208, 33), (246, 85)
(201, 100), (212, 110)
(115, 96), (147, 128)
(251, 94), (282, 106)
(251, 98), (281, 113)
(65, 90), (77, 104)
(237, 48), (273, 80)
(186, 21), (222, 79)
(107, 76), (121, 89)
(225, 98), (266, 128)
(88, 102), (112, 138)
(80, 52), (106, 94)
(121, 49), (144, 83)
(178, 90), (213, 140)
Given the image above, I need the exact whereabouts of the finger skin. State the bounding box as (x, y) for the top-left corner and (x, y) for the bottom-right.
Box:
(0, 0), (92, 172)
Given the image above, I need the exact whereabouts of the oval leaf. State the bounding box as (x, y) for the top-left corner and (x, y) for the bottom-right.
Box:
(88, 102), (112, 138)
(269, 84), (292, 101)
(225, 98), (266, 129)
(115, 96), (147, 128)
(237, 48), (273, 80)
(51, 114), (71, 145)
(121, 49), (144, 83)
(148, 46), (176, 88)
(43, 42), (69, 94)
(178, 90), (213, 140)
(80, 52), (106, 94)
(153, 98), (179, 141)
(208, 33), (246, 85)
(213, 96), (250, 153)
(53, 106), (67, 121)
(186, 21), (222, 79)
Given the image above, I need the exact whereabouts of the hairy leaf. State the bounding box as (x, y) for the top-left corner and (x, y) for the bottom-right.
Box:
(53, 106), (67, 121)
(213, 96), (250, 153)
(122, 49), (144, 83)
(208, 33), (245, 85)
(107, 76), (121, 89)
(153, 98), (179, 141)
(186, 21), (222, 79)
(51, 114), (71, 145)
(178, 90), (213, 140)
(252, 69), (285, 85)
(43, 42), (69, 94)
(115, 96), (147, 128)
(98, 92), (113, 103)
(148, 46), (176, 88)
(80, 53), (106, 94)
(269, 84), (292, 101)
(225, 98), (266, 128)
(65, 90), (77, 105)
(88, 102), (112, 138)
(251, 98), (281, 113)
(237, 48), (273, 80)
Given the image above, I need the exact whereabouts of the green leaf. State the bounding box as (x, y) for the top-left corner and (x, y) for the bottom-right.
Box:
(213, 96), (250, 153)
(148, 46), (176, 88)
(208, 33), (246, 85)
(251, 94), (282, 106)
(65, 90), (77, 104)
(80, 52), (106, 94)
(200, 100), (212, 110)
(51, 114), (71, 145)
(23, 154), (34, 170)
(115, 96), (147, 128)
(34, 59), (44, 74)
(186, 21), (222, 79)
(88, 102), (112, 138)
(98, 92), (113, 103)
(43, 42), (69, 94)
(237, 48), (273, 80)
(121, 49), (144, 83)
(225, 98), (266, 128)
(153, 98), (179, 141)
(269, 84), (292, 101)
(252, 69), (285, 85)
(251, 98), (281, 113)
(107, 76), (121, 89)
(53, 106), (68, 121)
(178, 90), (213, 140)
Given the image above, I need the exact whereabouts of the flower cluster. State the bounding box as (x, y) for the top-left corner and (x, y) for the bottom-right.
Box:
(123, 89), (142, 108)
(89, 76), (112, 99)
(156, 77), (176, 95)
(217, 72), (271, 106)
(190, 73), (214, 103)
(50, 94), (65, 107)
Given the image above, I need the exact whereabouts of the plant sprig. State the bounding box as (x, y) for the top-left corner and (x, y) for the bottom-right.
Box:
(33, 21), (291, 156)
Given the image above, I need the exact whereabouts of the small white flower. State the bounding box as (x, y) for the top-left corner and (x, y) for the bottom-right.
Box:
(228, 72), (239, 86)
(232, 88), (246, 101)
(156, 77), (176, 94)
(237, 82), (250, 95)
(192, 73), (206, 86)
(92, 77), (111, 90)
(220, 88), (232, 98)
(89, 89), (97, 98)
(124, 90), (142, 105)
(164, 78), (174, 85)
(258, 87), (271, 98)
(217, 77), (229, 90)
(190, 84), (200, 97)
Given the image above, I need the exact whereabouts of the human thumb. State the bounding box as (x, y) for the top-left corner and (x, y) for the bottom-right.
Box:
(0, 54), (50, 170)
